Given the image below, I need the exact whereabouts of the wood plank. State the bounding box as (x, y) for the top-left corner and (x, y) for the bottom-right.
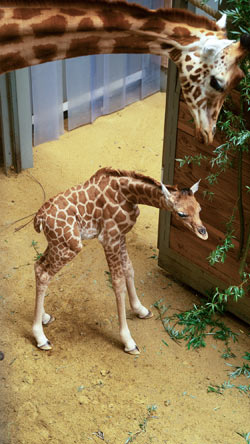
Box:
(173, 130), (250, 241)
(158, 46), (250, 323)
(158, 248), (250, 325)
(169, 221), (249, 285)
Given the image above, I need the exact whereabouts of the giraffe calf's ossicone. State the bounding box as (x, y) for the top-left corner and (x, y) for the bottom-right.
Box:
(32, 168), (208, 354)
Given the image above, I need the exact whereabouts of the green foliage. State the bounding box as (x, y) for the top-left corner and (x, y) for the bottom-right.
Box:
(237, 432), (250, 444)
(31, 240), (42, 261)
(176, 154), (208, 167)
(208, 235), (235, 265)
(243, 352), (250, 361)
(202, 190), (214, 201)
(228, 362), (250, 379)
(221, 347), (236, 359)
(223, 0), (250, 38)
(208, 212), (236, 265)
(208, 381), (250, 395)
(104, 270), (113, 288)
(124, 405), (158, 443)
(153, 295), (240, 350)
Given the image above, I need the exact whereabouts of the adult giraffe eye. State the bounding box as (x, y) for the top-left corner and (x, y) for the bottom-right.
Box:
(210, 76), (224, 92)
(177, 212), (188, 218)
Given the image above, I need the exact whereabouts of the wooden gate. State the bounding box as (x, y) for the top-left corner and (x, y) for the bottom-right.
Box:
(158, 2), (250, 324)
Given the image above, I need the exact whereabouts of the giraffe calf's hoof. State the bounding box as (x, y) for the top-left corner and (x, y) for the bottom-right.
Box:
(43, 315), (55, 326)
(137, 310), (153, 319)
(124, 345), (140, 355)
(37, 340), (53, 351)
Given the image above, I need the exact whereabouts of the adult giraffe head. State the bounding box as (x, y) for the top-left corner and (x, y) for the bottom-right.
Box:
(166, 12), (250, 144)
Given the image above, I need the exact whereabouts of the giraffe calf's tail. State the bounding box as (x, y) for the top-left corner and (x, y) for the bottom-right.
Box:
(34, 211), (44, 233)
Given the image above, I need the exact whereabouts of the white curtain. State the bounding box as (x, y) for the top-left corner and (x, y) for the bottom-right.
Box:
(31, 0), (164, 146)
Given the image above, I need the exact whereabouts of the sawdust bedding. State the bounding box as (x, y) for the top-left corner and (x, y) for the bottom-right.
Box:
(0, 93), (249, 444)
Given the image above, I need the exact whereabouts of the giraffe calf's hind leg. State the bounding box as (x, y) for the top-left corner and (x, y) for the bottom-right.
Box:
(42, 313), (55, 325)
(137, 310), (153, 319)
(33, 263), (54, 350)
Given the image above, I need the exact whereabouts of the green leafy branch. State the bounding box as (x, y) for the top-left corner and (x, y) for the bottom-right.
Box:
(153, 295), (240, 350)
(175, 153), (208, 167)
(208, 211), (236, 266)
(31, 240), (42, 261)
(124, 405), (158, 443)
(208, 352), (250, 397)
(236, 432), (250, 444)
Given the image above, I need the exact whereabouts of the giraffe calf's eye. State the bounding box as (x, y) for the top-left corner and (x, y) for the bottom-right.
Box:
(210, 76), (224, 92)
(178, 212), (188, 218)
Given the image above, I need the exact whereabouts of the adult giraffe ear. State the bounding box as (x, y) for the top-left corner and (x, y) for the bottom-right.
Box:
(202, 38), (235, 58)
(240, 33), (250, 50)
(216, 14), (227, 30)
(190, 179), (201, 195)
(237, 34), (250, 59)
(226, 35), (250, 64)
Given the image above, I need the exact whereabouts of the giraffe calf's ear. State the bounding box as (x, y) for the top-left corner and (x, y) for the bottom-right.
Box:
(216, 14), (227, 30)
(161, 183), (171, 199)
(190, 179), (201, 194)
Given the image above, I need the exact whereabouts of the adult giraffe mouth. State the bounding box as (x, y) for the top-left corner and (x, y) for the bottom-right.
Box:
(196, 128), (214, 145)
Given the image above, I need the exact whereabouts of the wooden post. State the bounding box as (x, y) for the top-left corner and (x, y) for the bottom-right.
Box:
(158, 0), (188, 250)
(0, 68), (33, 173)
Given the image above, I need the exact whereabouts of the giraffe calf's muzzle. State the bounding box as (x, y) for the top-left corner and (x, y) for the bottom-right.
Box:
(197, 226), (208, 240)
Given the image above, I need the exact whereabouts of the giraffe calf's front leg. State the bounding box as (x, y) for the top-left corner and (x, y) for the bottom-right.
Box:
(125, 265), (153, 319)
(111, 276), (140, 355)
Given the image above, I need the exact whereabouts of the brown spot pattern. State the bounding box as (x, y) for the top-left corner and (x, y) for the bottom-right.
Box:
(141, 17), (165, 32)
(169, 48), (182, 62)
(0, 23), (22, 44)
(197, 98), (206, 107)
(193, 86), (201, 100)
(32, 15), (67, 38)
(77, 17), (95, 33)
(13, 8), (41, 20)
(33, 44), (58, 61)
(0, 53), (27, 73)
(190, 74), (201, 83)
(173, 26), (191, 36)
(98, 9), (130, 32)
(60, 8), (86, 16)
(66, 37), (100, 58)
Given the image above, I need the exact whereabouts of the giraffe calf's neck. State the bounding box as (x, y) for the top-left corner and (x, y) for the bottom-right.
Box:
(32, 167), (207, 354)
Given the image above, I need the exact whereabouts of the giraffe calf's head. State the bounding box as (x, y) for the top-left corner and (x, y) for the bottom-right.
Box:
(161, 180), (208, 240)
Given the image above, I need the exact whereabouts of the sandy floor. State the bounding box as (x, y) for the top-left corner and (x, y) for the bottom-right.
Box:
(0, 93), (249, 444)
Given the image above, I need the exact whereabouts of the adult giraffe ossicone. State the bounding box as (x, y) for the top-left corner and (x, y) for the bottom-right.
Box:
(0, 0), (249, 144)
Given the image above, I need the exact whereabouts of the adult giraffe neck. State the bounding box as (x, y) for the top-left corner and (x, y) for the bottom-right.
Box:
(0, 2), (220, 74)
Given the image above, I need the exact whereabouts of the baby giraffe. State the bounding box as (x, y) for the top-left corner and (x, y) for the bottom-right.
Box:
(32, 167), (208, 354)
